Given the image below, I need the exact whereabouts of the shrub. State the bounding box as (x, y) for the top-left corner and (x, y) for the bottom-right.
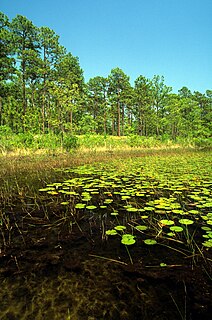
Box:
(62, 135), (79, 151)
(17, 133), (34, 148)
(0, 125), (13, 135)
(193, 137), (212, 148)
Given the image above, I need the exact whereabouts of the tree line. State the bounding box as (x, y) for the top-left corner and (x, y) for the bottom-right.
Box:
(0, 12), (211, 139)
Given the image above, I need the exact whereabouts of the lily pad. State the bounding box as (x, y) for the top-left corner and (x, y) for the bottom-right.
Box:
(160, 219), (174, 226)
(170, 226), (184, 232)
(202, 240), (212, 248)
(86, 205), (97, 210)
(179, 219), (194, 225)
(135, 225), (148, 231)
(121, 234), (136, 245)
(114, 225), (126, 231)
(106, 229), (118, 236)
(144, 239), (157, 245)
(75, 203), (86, 209)
(61, 202), (69, 205)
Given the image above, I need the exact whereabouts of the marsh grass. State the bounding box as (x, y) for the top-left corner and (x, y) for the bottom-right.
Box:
(29, 149), (212, 261)
(0, 148), (211, 319)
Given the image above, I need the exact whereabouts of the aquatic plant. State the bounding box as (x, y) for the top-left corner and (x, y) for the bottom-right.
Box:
(35, 151), (212, 264)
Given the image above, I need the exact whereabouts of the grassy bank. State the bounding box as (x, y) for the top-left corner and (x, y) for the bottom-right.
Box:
(1, 132), (211, 157)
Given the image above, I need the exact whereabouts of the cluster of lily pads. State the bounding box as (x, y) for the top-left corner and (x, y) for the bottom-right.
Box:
(39, 152), (212, 250)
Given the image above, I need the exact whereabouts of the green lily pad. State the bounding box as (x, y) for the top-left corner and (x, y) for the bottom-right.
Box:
(121, 234), (136, 245)
(114, 225), (126, 231)
(202, 241), (212, 248)
(160, 219), (174, 226)
(166, 232), (175, 237)
(160, 263), (167, 267)
(86, 205), (97, 210)
(179, 219), (194, 225)
(106, 229), (118, 236)
(135, 225), (148, 231)
(144, 239), (157, 245)
(201, 226), (211, 231)
(47, 191), (58, 195)
(111, 211), (119, 216)
(170, 226), (184, 232)
(75, 203), (86, 209)
(126, 207), (138, 212)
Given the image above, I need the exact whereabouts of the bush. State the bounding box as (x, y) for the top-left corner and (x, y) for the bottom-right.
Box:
(127, 135), (160, 148)
(62, 135), (79, 151)
(193, 137), (212, 148)
(33, 134), (61, 150)
(17, 133), (34, 148)
(0, 125), (13, 135)
(78, 134), (107, 149)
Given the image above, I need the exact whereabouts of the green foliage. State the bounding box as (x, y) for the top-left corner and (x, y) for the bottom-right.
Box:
(62, 134), (79, 151)
(0, 125), (13, 135)
(127, 135), (161, 148)
(0, 11), (211, 141)
(193, 137), (212, 149)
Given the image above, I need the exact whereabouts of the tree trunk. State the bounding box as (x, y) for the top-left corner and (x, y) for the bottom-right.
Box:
(0, 97), (2, 126)
(70, 108), (73, 133)
(117, 101), (121, 136)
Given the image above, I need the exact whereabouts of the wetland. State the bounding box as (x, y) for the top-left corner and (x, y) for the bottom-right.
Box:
(0, 149), (211, 319)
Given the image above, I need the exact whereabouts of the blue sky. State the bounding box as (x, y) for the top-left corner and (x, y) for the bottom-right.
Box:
(1, 0), (212, 93)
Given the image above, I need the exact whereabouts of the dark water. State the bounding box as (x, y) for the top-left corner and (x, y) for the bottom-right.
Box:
(0, 153), (212, 319)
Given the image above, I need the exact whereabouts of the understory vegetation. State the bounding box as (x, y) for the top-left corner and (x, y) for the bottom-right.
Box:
(0, 130), (212, 156)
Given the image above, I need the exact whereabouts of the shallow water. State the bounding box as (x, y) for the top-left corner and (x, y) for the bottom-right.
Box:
(0, 151), (211, 319)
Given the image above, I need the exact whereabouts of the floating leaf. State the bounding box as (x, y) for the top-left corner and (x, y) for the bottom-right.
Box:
(75, 203), (86, 209)
(121, 234), (136, 245)
(86, 205), (97, 210)
(144, 239), (157, 245)
(167, 232), (175, 237)
(114, 225), (126, 231)
(160, 263), (167, 267)
(104, 199), (113, 204)
(106, 229), (118, 236)
(201, 226), (211, 231)
(202, 241), (212, 248)
(160, 219), (174, 226)
(47, 191), (58, 195)
(170, 226), (183, 232)
(135, 225), (148, 231)
(111, 211), (119, 216)
(121, 195), (131, 200)
(179, 219), (194, 225)
(126, 207), (138, 212)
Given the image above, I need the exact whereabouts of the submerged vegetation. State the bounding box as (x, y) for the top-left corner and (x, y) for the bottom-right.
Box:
(38, 151), (212, 255)
(0, 149), (211, 319)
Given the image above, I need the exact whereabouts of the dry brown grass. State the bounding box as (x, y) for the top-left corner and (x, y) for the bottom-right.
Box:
(0, 146), (193, 179)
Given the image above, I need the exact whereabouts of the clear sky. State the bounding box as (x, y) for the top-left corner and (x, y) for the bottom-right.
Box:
(1, 0), (212, 93)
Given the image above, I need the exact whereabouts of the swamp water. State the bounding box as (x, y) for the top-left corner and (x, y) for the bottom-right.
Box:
(0, 151), (211, 319)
